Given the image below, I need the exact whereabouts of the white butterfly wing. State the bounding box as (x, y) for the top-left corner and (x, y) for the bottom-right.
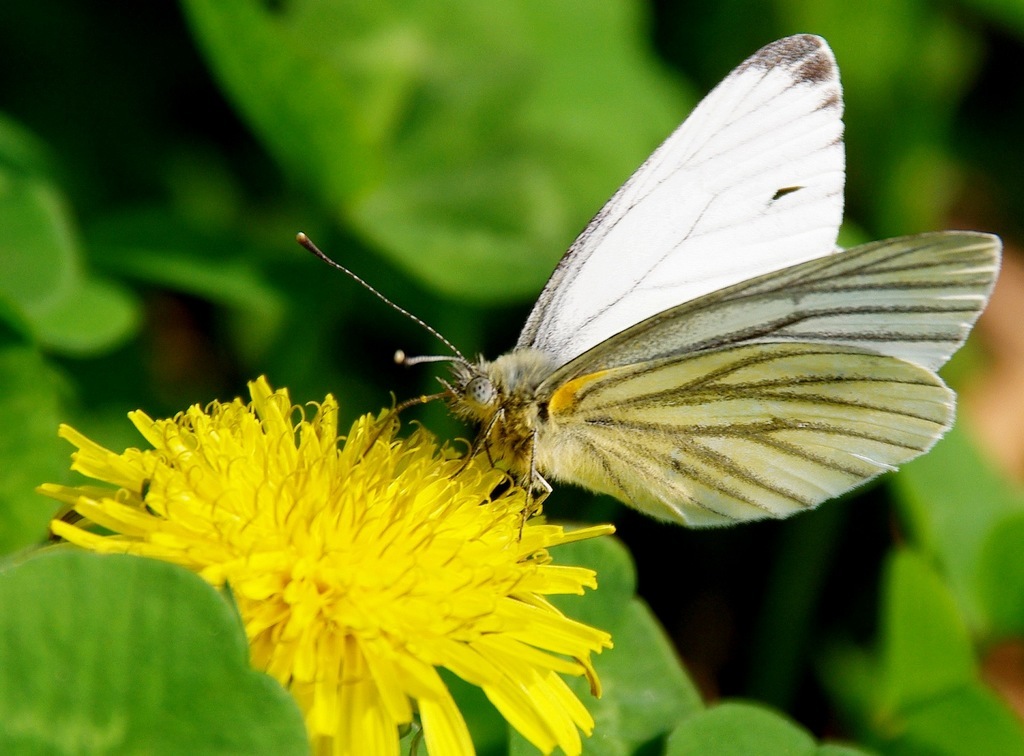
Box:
(530, 232), (1000, 526)
(536, 343), (953, 526)
(541, 231), (1001, 385)
(518, 35), (845, 364)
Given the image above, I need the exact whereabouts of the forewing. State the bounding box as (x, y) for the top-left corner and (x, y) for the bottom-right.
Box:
(518, 35), (845, 363)
(540, 343), (953, 526)
(541, 231), (1001, 386)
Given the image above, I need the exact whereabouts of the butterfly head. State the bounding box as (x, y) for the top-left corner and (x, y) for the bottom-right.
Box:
(443, 361), (501, 425)
(445, 349), (560, 423)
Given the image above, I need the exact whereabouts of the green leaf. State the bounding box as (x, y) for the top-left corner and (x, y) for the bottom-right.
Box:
(87, 210), (289, 363)
(0, 551), (309, 755)
(824, 549), (1024, 754)
(818, 643), (882, 740)
(976, 513), (1024, 636)
(0, 346), (68, 554)
(181, 0), (376, 207)
(894, 424), (1024, 632)
(87, 214), (284, 317)
(889, 685), (1024, 756)
(881, 549), (976, 710)
(182, 0), (685, 301)
(0, 171), (140, 354)
(0, 173), (76, 318)
(818, 746), (876, 756)
(665, 701), (871, 756)
(31, 276), (139, 357)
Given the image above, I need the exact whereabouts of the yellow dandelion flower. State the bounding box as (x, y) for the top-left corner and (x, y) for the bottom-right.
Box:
(39, 377), (614, 755)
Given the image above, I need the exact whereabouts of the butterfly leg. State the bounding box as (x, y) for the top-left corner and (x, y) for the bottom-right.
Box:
(519, 431), (550, 534)
(364, 392), (449, 454)
(528, 471), (552, 509)
(458, 408), (504, 476)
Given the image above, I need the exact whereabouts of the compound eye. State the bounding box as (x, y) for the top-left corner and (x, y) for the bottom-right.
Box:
(465, 376), (497, 407)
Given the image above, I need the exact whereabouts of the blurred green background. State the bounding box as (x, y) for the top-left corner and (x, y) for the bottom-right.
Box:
(3, 0), (1024, 753)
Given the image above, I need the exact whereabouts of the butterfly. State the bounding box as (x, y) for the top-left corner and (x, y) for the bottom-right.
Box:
(304, 34), (1001, 527)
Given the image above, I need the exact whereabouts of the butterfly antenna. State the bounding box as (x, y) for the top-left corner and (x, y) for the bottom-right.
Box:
(297, 232), (466, 362)
(393, 350), (461, 367)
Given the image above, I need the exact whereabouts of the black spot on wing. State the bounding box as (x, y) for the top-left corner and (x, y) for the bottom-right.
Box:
(772, 186), (803, 201)
(740, 35), (835, 84)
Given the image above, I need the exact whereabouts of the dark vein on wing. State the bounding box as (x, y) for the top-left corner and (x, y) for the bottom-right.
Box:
(586, 377), (945, 425)
(669, 436), (808, 509)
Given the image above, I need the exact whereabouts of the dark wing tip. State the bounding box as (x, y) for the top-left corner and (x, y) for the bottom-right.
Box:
(742, 34), (837, 85)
